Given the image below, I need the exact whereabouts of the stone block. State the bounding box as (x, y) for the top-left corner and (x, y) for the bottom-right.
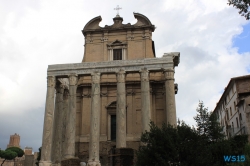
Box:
(61, 158), (81, 166)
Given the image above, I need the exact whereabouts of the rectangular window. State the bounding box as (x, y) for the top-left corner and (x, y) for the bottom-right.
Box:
(113, 49), (122, 60)
(111, 115), (116, 140)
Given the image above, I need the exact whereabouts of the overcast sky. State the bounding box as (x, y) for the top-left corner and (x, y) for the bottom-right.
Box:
(0, 0), (250, 152)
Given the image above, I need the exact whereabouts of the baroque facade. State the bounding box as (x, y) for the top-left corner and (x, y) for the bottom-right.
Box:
(213, 75), (250, 140)
(40, 13), (180, 166)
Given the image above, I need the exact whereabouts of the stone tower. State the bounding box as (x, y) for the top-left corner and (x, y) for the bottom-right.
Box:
(40, 13), (180, 166)
(7, 133), (20, 148)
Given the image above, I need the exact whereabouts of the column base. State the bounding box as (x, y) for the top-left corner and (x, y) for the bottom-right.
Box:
(87, 161), (101, 166)
(39, 161), (52, 166)
(61, 158), (81, 166)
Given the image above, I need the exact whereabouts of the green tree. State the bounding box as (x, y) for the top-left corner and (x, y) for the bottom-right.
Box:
(136, 122), (180, 166)
(5, 147), (24, 157)
(0, 147), (24, 166)
(228, 0), (250, 20)
(136, 101), (248, 166)
(208, 111), (225, 142)
(0, 150), (17, 166)
(194, 101), (210, 138)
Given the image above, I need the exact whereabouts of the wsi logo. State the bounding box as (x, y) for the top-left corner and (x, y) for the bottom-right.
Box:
(223, 155), (245, 162)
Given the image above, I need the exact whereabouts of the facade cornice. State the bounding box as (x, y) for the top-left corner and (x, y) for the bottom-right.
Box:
(47, 54), (179, 77)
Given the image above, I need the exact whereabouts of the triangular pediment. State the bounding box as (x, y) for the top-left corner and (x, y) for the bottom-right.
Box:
(112, 40), (122, 44)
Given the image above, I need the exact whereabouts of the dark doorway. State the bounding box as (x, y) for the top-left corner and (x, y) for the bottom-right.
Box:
(111, 115), (116, 141)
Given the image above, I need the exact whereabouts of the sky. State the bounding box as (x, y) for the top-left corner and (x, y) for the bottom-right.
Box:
(0, 0), (250, 152)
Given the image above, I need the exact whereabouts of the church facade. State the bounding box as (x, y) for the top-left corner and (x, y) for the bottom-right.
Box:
(40, 13), (180, 166)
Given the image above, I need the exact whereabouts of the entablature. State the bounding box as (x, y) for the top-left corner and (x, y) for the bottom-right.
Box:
(47, 53), (180, 77)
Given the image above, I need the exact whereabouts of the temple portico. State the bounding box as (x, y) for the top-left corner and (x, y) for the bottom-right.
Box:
(40, 12), (180, 166)
(40, 53), (179, 166)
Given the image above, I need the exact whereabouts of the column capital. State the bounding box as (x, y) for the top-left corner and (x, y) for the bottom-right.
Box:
(116, 69), (126, 83)
(47, 76), (56, 87)
(91, 72), (101, 84)
(68, 74), (78, 86)
(164, 69), (175, 80)
(139, 68), (149, 82)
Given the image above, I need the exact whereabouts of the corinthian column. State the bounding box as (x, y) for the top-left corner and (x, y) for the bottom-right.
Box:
(140, 68), (151, 132)
(88, 72), (101, 166)
(116, 69), (126, 148)
(51, 83), (64, 164)
(64, 74), (78, 159)
(164, 69), (177, 126)
(40, 76), (56, 166)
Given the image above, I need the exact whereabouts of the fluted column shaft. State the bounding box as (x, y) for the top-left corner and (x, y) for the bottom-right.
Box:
(116, 70), (126, 148)
(140, 69), (151, 132)
(64, 74), (78, 159)
(51, 84), (64, 163)
(40, 76), (56, 166)
(164, 69), (177, 126)
(88, 72), (101, 166)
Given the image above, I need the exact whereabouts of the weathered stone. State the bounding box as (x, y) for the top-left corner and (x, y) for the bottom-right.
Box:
(61, 158), (81, 166)
(108, 148), (134, 166)
(51, 84), (64, 163)
(40, 76), (55, 166)
(164, 69), (177, 126)
(116, 69), (126, 148)
(140, 68), (151, 132)
(88, 72), (101, 166)
(64, 74), (78, 159)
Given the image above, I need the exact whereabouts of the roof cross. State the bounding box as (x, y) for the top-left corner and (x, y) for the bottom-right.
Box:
(114, 5), (122, 16)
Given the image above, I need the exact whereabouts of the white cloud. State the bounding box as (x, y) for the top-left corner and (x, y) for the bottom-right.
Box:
(0, 0), (249, 150)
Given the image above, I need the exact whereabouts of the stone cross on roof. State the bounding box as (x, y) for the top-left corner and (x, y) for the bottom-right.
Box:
(114, 5), (122, 16)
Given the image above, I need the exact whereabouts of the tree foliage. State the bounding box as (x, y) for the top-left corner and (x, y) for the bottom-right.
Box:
(228, 0), (250, 20)
(0, 150), (17, 166)
(0, 147), (24, 166)
(5, 147), (24, 157)
(136, 101), (249, 166)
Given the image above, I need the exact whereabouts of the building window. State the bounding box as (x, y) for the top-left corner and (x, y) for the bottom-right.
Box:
(230, 107), (232, 116)
(111, 115), (116, 140)
(226, 110), (229, 120)
(113, 49), (122, 60)
(236, 117), (239, 128)
(234, 101), (236, 111)
(232, 122), (234, 133)
(239, 113), (242, 121)
(108, 40), (127, 61)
